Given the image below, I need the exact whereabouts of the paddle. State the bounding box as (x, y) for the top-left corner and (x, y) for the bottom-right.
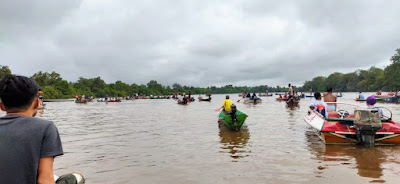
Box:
(215, 108), (221, 112)
(237, 99), (241, 102)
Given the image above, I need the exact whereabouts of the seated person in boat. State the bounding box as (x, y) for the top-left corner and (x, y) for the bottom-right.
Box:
(366, 96), (384, 117)
(323, 86), (337, 112)
(310, 92), (329, 118)
(0, 75), (84, 184)
(221, 95), (232, 113)
(388, 91), (395, 96)
(294, 92), (299, 100)
(377, 90), (382, 95)
(284, 92), (288, 98)
(358, 91), (365, 100)
(198, 95), (202, 100)
(246, 93), (251, 98)
(279, 94), (283, 98)
(251, 93), (257, 99)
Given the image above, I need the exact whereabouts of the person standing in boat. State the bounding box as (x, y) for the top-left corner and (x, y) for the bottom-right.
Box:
(288, 83), (295, 98)
(221, 95), (232, 114)
(310, 92), (329, 118)
(0, 75), (84, 184)
(323, 87), (337, 112)
(38, 88), (44, 106)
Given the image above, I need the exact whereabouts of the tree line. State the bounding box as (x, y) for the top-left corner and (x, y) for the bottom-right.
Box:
(303, 49), (400, 92)
(0, 66), (291, 99)
(0, 49), (399, 99)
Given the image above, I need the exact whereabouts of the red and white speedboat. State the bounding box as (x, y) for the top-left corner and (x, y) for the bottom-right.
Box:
(304, 103), (400, 145)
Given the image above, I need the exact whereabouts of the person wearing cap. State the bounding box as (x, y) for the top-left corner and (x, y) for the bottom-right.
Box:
(310, 92), (329, 118)
(221, 95), (232, 113)
(366, 96), (384, 117)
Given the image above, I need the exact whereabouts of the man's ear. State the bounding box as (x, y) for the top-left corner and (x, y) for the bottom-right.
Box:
(32, 98), (39, 110)
(0, 102), (6, 111)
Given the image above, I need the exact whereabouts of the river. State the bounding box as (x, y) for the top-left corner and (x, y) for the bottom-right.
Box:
(1, 92), (400, 183)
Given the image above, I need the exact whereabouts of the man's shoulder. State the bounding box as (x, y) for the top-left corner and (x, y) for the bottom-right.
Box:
(3, 115), (54, 127)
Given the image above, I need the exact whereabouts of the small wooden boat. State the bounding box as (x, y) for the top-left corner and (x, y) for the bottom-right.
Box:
(243, 98), (262, 104)
(286, 99), (299, 108)
(199, 97), (211, 102)
(238, 92), (247, 97)
(276, 97), (289, 101)
(355, 98), (366, 102)
(304, 103), (400, 145)
(177, 100), (188, 105)
(108, 99), (121, 102)
(218, 109), (248, 131)
(259, 94), (273, 97)
(355, 98), (384, 102)
(373, 95), (397, 103)
(75, 100), (87, 103)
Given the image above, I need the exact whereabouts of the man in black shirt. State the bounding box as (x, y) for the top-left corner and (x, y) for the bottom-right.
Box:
(0, 75), (84, 184)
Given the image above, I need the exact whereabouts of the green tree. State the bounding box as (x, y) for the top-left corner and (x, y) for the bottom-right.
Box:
(390, 48), (400, 64)
(383, 62), (400, 91)
(0, 65), (12, 80)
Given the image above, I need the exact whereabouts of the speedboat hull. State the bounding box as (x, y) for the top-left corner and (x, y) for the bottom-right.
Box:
(218, 110), (248, 131)
(304, 111), (400, 145)
(243, 98), (262, 104)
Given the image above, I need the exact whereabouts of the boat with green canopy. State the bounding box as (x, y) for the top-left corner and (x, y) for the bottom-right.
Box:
(218, 105), (248, 131)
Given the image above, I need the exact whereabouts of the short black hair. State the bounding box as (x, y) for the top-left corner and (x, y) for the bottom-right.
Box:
(327, 87), (333, 92)
(0, 75), (39, 110)
(314, 92), (321, 99)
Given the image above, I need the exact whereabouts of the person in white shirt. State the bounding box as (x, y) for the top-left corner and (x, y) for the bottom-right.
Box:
(310, 92), (329, 118)
(288, 83), (295, 97)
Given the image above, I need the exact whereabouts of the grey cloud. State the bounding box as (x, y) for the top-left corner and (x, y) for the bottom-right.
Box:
(1, 0), (400, 87)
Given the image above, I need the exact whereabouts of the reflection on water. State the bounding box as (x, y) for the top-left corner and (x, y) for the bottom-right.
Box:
(1, 93), (400, 183)
(218, 124), (250, 161)
(305, 130), (400, 182)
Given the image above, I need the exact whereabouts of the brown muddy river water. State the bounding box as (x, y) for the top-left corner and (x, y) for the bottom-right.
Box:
(2, 92), (400, 183)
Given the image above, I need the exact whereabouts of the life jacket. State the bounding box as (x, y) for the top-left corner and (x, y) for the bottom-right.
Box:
(316, 104), (326, 117)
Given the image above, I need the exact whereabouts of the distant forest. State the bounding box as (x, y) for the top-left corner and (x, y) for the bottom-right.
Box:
(0, 49), (399, 99)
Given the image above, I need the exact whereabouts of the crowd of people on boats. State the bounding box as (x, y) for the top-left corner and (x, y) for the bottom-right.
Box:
(75, 94), (94, 103)
(308, 86), (389, 119)
(355, 89), (400, 103)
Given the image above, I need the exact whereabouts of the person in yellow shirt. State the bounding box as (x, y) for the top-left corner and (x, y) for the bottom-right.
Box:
(221, 95), (232, 113)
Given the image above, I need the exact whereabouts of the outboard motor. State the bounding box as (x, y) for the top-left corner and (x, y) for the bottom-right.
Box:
(354, 109), (382, 145)
(230, 104), (238, 130)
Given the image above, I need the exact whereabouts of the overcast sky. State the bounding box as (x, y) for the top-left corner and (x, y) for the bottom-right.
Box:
(1, 0), (399, 87)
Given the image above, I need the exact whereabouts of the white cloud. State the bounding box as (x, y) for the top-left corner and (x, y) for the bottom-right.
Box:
(1, 0), (400, 87)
